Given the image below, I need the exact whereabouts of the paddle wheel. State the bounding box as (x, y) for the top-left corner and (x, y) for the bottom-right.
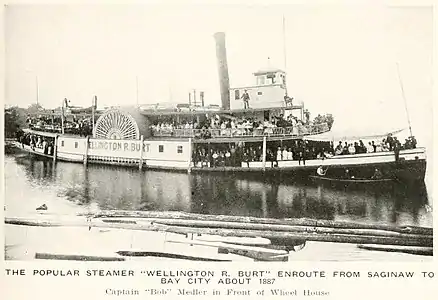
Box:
(93, 109), (140, 140)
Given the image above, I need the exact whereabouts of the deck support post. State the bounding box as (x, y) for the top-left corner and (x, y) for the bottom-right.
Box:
(187, 137), (193, 173)
(208, 142), (212, 168)
(53, 135), (58, 163)
(262, 135), (267, 171)
(139, 135), (144, 170)
(83, 136), (89, 166)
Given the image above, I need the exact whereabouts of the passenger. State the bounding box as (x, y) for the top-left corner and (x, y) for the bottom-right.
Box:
(371, 168), (383, 179)
(335, 141), (343, 155)
(366, 142), (374, 153)
(230, 146), (237, 166)
(225, 150), (231, 166)
(276, 147), (282, 162)
(266, 149), (275, 167)
(329, 142), (335, 155)
(324, 151), (333, 158)
(342, 142), (349, 155)
(359, 140), (366, 153)
(241, 90), (250, 109)
(348, 143), (356, 155)
(393, 137), (401, 162)
(243, 149), (250, 168)
(386, 133), (394, 151)
(354, 142), (360, 154)
(286, 148), (293, 160)
(282, 147), (288, 161)
(381, 139), (389, 151)
(42, 139), (48, 154)
(409, 136), (417, 149)
(212, 151), (219, 167)
(317, 166), (327, 176)
(298, 143), (306, 166)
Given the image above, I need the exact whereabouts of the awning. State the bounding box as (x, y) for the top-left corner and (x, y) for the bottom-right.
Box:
(304, 128), (407, 142)
(23, 128), (59, 138)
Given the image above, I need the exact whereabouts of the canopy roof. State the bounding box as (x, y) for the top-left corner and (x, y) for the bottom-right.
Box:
(304, 127), (407, 142)
(253, 67), (285, 76)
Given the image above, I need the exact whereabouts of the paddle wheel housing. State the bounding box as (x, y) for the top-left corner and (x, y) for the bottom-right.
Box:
(93, 107), (150, 140)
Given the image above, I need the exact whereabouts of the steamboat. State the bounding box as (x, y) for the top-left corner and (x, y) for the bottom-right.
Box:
(10, 32), (426, 183)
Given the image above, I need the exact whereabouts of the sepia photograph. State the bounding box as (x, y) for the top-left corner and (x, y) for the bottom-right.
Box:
(3, 3), (433, 265)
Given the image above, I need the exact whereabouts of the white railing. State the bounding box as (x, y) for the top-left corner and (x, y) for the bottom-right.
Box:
(151, 123), (329, 138)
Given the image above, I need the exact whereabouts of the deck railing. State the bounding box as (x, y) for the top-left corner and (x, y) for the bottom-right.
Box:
(151, 123), (329, 138)
(28, 124), (92, 136)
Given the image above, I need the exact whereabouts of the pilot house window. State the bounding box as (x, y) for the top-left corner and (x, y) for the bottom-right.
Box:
(257, 76), (266, 85)
(177, 145), (183, 154)
(267, 73), (276, 84)
(159, 145), (164, 153)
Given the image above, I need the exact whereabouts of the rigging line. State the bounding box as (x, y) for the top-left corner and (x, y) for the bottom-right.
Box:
(396, 63), (413, 137)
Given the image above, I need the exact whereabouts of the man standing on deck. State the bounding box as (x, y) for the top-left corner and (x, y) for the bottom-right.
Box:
(241, 90), (250, 109)
(394, 137), (401, 162)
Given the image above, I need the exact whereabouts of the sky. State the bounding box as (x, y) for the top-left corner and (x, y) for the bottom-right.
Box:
(4, 4), (433, 145)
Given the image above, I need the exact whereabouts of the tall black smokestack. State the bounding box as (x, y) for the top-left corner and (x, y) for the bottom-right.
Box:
(213, 32), (230, 110)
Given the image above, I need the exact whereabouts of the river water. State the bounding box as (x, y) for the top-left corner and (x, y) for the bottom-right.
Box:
(4, 153), (432, 228)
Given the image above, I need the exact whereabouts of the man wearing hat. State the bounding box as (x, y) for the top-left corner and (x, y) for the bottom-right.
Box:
(241, 90), (250, 109)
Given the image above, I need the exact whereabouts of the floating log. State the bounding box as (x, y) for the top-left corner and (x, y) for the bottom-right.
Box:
(6, 219), (61, 227)
(167, 240), (288, 261)
(6, 217), (432, 247)
(167, 239), (288, 255)
(35, 253), (125, 261)
(116, 251), (231, 262)
(192, 235), (271, 246)
(85, 210), (432, 235)
(147, 218), (431, 239)
(357, 244), (433, 256)
(157, 224), (433, 248)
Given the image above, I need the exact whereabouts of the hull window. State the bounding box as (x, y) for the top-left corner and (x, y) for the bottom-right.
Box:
(74, 142), (78, 149)
(159, 145), (164, 153)
(177, 145), (183, 154)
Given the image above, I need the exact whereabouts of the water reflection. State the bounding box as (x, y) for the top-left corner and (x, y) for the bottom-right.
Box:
(5, 154), (432, 227)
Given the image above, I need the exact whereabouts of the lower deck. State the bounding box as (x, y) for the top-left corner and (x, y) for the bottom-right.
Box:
(10, 132), (427, 182)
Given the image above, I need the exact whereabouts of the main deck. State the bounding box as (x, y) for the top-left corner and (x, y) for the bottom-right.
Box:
(10, 128), (427, 182)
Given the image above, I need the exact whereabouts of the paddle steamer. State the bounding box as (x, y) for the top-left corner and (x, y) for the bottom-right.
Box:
(11, 32), (426, 183)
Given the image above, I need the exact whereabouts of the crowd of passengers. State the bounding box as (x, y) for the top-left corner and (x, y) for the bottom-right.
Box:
(192, 134), (418, 167)
(27, 115), (93, 136)
(150, 113), (326, 138)
(16, 132), (55, 156)
(333, 134), (417, 156)
(192, 140), (333, 168)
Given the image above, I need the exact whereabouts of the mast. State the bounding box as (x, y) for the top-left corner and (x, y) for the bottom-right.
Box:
(36, 76), (39, 105)
(282, 15), (288, 97)
(61, 98), (65, 134)
(92, 95), (97, 137)
(136, 76), (139, 106)
(396, 63), (413, 137)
